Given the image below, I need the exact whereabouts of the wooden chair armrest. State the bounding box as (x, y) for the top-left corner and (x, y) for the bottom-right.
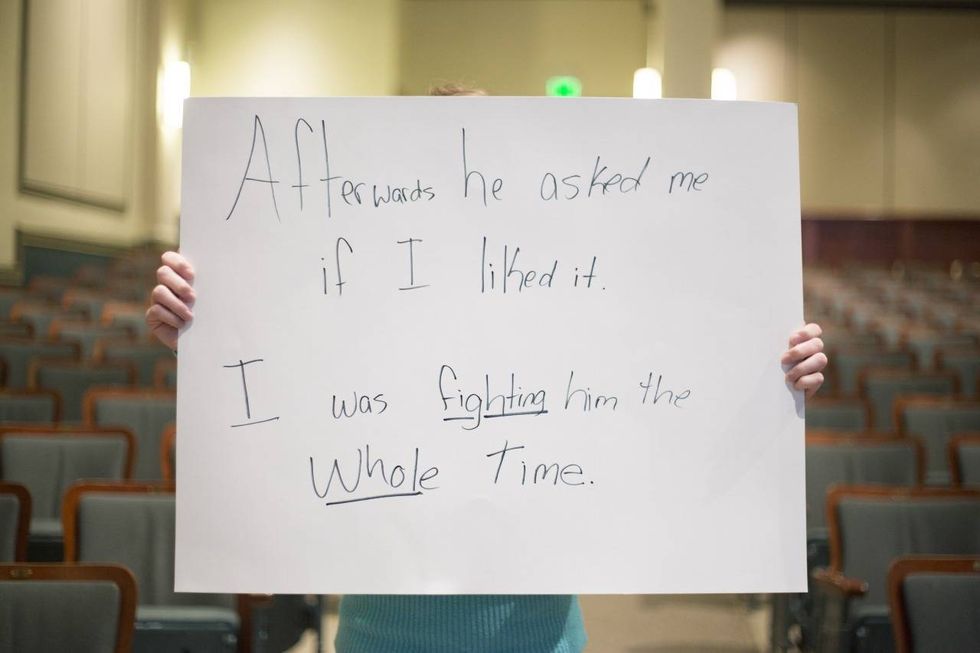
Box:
(812, 568), (869, 597)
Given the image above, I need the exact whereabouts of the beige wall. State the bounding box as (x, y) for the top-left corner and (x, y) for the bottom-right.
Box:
(189, 0), (401, 97)
(718, 6), (980, 215)
(0, 0), (154, 271)
(400, 0), (646, 96)
(3, 1), (978, 272)
(893, 13), (980, 214)
(0, 0), (402, 269)
(0, 0), (19, 268)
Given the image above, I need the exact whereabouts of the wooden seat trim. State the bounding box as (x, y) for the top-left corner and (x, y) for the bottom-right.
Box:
(160, 424), (176, 483)
(0, 482), (31, 562)
(948, 433), (980, 487)
(0, 562), (137, 653)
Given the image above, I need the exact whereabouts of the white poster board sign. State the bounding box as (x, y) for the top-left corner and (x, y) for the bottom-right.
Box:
(176, 97), (805, 595)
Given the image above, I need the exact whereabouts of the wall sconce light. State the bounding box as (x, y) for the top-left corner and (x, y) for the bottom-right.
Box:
(711, 68), (737, 101)
(633, 68), (662, 99)
(160, 60), (191, 130)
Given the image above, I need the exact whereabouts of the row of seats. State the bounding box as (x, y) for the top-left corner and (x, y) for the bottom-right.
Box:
(806, 396), (980, 486)
(0, 250), (176, 402)
(807, 487), (980, 653)
(784, 264), (980, 652)
(0, 340), (177, 391)
(2, 252), (321, 651)
(0, 387), (176, 480)
(1, 481), (317, 652)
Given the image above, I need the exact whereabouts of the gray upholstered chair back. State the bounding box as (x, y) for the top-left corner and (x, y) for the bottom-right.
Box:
(84, 391), (176, 480)
(805, 438), (920, 533)
(899, 401), (980, 485)
(951, 436), (980, 488)
(0, 495), (19, 562)
(52, 323), (133, 360)
(0, 431), (130, 521)
(96, 341), (174, 387)
(0, 340), (79, 388)
(0, 564), (136, 653)
(904, 573), (980, 652)
(805, 399), (868, 431)
(908, 334), (977, 371)
(72, 490), (233, 610)
(32, 363), (133, 423)
(0, 390), (60, 424)
(861, 372), (958, 433)
(832, 490), (980, 610)
(938, 349), (980, 397)
(834, 349), (913, 396)
(888, 557), (980, 653)
(153, 359), (177, 390)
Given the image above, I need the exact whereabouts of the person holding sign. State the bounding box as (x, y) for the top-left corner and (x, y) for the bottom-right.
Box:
(147, 249), (826, 652)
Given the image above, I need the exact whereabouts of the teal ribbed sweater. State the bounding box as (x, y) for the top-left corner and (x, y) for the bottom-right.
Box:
(335, 595), (587, 652)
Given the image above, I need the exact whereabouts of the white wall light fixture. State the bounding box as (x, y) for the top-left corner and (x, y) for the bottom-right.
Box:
(711, 68), (737, 101)
(633, 67), (662, 99)
(160, 60), (191, 130)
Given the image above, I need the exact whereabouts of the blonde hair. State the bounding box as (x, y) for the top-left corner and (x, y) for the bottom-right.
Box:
(428, 82), (487, 97)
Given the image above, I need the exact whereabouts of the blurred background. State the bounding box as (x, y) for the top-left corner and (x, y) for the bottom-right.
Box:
(0, 2), (978, 653)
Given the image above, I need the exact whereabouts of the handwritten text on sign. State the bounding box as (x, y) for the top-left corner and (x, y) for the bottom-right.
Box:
(176, 98), (805, 595)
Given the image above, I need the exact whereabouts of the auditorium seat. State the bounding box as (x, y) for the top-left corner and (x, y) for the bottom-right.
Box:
(0, 321), (33, 339)
(0, 338), (80, 389)
(805, 398), (870, 432)
(896, 398), (980, 485)
(859, 370), (959, 432)
(48, 319), (134, 360)
(949, 434), (980, 488)
(937, 348), (980, 398)
(0, 562), (136, 653)
(0, 389), (61, 424)
(0, 427), (133, 561)
(887, 556), (980, 653)
(61, 288), (111, 324)
(63, 482), (243, 653)
(829, 348), (914, 397)
(10, 301), (87, 339)
(805, 436), (923, 545)
(29, 361), (134, 423)
(153, 358), (177, 390)
(778, 438), (923, 651)
(25, 276), (72, 304)
(83, 388), (176, 480)
(94, 339), (174, 387)
(904, 331), (977, 371)
(101, 301), (151, 338)
(0, 482), (30, 562)
(810, 487), (980, 653)
(0, 289), (25, 320)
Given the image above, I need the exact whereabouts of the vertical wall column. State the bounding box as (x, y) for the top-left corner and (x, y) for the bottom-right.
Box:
(654, 0), (720, 99)
(0, 0), (21, 272)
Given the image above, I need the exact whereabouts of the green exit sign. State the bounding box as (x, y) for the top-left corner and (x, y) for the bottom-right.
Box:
(546, 76), (582, 97)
